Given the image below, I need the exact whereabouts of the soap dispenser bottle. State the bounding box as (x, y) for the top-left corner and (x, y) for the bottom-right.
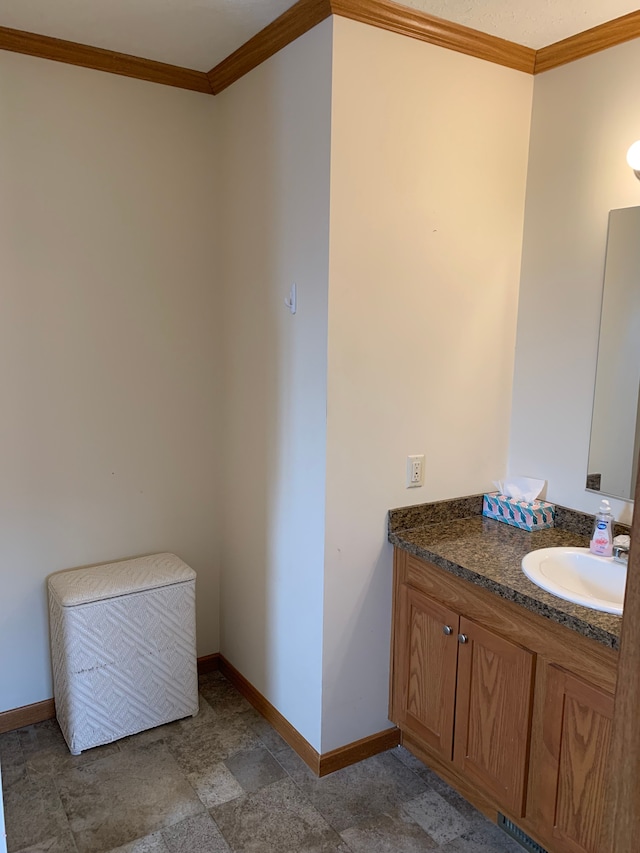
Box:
(590, 500), (614, 557)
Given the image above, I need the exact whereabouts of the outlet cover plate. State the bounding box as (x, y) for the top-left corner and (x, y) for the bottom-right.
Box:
(406, 455), (424, 488)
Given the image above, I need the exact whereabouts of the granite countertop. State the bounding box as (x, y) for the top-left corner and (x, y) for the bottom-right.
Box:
(388, 495), (623, 650)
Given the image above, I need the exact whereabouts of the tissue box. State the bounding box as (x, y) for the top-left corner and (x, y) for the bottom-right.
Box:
(483, 492), (555, 531)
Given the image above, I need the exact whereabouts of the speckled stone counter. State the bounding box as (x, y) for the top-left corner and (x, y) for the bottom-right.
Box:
(388, 495), (623, 650)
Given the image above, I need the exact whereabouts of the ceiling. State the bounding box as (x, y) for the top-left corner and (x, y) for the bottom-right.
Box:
(0, 0), (638, 72)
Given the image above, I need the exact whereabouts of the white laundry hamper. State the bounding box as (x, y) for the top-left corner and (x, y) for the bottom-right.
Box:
(48, 552), (198, 755)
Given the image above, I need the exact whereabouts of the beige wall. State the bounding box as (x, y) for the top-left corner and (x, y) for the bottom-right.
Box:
(0, 53), (221, 712)
(322, 17), (533, 751)
(217, 20), (333, 749)
(510, 39), (640, 525)
(4, 12), (637, 753)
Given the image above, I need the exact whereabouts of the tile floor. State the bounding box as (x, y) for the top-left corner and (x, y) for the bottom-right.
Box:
(0, 672), (524, 853)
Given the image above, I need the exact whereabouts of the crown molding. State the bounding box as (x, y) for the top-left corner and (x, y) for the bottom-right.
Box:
(2, 3), (640, 95)
(331, 0), (536, 73)
(0, 26), (213, 94)
(207, 0), (535, 93)
(207, 0), (331, 95)
(535, 9), (640, 73)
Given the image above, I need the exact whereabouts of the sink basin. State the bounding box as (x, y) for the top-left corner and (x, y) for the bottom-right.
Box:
(521, 547), (626, 615)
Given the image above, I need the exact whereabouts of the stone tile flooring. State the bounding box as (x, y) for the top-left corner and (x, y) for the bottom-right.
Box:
(0, 672), (524, 853)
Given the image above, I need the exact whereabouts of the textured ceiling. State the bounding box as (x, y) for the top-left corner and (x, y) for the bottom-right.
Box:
(404, 0), (640, 48)
(0, 0), (638, 71)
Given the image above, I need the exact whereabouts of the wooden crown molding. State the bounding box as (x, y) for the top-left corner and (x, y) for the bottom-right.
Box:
(206, 0), (535, 93)
(330, 0), (536, 73)
(0, 26), (213, 94)
(2, 2), (640, 95)
(208, 0), (640, 90)
(535, 9), (640, 74)
(207, 0), (331, 95)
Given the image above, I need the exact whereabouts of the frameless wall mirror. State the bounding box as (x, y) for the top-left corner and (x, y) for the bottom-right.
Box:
(586, 206), (640, 501)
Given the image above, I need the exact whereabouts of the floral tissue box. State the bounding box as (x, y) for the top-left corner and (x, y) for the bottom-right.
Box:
(482, 492), (555, 531)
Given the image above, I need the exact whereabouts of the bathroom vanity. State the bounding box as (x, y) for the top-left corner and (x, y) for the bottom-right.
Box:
(388, 496), (621, 853)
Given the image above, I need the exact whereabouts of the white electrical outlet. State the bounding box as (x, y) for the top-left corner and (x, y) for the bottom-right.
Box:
(406, 455), (424, 488)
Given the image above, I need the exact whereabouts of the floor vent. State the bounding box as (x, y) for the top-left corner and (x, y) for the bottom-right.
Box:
(497, 814), (549, 853)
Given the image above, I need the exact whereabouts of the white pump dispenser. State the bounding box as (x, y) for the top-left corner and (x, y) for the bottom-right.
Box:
(590, 500), (614, 557)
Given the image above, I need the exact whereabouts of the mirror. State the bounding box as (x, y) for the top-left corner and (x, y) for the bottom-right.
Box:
(586, 206), (640, 501)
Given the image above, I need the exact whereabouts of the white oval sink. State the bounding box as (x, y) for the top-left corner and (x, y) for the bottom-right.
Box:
(521, 547), (626, 615)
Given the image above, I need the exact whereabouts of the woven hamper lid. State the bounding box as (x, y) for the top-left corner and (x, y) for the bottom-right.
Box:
(48, 552), (196, 607)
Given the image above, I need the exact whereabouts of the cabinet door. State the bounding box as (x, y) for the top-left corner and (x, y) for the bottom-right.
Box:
(536, 665), (613, 853)
(453, 616), (535, 817)
(394, 584), (460, 759)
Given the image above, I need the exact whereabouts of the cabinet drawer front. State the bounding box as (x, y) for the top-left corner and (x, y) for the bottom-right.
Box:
(453, 616), (535, 817)
(396, 585), (459, 759)
(537, 665), (613, 853)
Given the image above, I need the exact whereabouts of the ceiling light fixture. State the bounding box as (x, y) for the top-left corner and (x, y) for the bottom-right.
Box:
(626, 141), (640, 181)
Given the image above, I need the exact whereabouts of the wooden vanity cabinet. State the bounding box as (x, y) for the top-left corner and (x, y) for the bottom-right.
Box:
(394, 582), (534, 815)
(390, 548), (618, 853)
(529, 664), (614, 853)
(394, 585), (459, 758)
(453, 616), (535, 816)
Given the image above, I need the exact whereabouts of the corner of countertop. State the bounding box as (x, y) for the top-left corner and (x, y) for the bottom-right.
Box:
(387, 494), (483, 536)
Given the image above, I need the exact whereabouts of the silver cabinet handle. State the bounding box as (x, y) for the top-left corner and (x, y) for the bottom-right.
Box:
(458, 633), (468, 644)
(442, 625), (453, 636)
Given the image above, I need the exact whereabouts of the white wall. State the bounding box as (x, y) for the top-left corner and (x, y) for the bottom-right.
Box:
(217, 20), (333, 750)
(322, 17), (533, 751)
(509, 39), (640, 525)
(0, 54), (221, 712)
